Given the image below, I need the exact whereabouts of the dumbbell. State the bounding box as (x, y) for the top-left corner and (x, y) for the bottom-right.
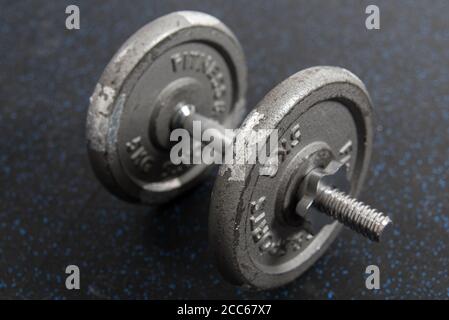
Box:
(86, 11), (392, 289)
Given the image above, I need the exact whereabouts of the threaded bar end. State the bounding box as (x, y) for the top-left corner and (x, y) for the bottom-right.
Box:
(315, 186), (392, 242)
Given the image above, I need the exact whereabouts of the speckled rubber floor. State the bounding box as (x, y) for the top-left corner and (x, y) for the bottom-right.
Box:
(1, 0), (448, 299)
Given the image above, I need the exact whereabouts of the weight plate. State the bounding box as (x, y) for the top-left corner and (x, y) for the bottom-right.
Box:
(210, 66), (373, 289)
(86, 11), (247, 204)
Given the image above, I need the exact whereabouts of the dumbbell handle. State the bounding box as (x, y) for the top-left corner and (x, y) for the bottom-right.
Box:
(171, 104), (391, 242)
(171, 104), (233, 147)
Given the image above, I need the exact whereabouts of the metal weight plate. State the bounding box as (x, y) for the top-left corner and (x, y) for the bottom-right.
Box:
(86, 11), (247, 204)
(210, 66), (374, 289)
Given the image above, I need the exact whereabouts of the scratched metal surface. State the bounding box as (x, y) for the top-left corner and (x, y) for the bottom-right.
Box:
(1, 0), (448, 299)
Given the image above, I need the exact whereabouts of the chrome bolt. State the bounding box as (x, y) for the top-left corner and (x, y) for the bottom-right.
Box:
(296, 160), (392, 242)
(314, 185), (392, 242)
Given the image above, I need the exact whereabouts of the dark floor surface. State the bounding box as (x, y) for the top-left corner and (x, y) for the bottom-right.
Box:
(1, 0), (448, 299)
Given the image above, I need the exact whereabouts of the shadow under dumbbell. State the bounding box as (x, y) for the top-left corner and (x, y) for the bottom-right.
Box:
(142, 172), (216, 252)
